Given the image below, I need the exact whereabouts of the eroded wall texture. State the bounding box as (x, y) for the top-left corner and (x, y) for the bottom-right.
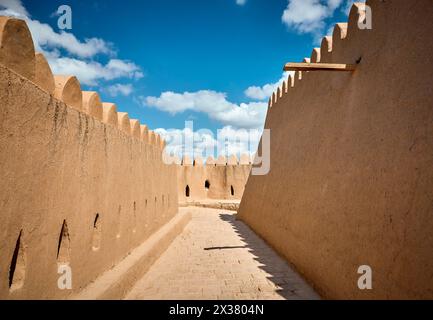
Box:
(0, 17), (178, 299)
(177, 155), (252, 202)
(238, 0), (433, 299)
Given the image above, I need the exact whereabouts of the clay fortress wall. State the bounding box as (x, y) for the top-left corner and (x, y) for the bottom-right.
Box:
(0, 15), (251, 299)
(176, 155), (252, 203)
(1, 0), (433, 301)
(238, 0), (433, 299)
(0, 16), (179, 299)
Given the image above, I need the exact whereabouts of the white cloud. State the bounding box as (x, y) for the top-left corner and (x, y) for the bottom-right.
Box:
(282, 0), (328, 34)
(155, 127), (216, 159)
(244, 71), (294, 100)
(0, 0), (143, 88)
(343, 0), (357, 15)
(141, 90), (267, 129)
(217, 125), (262, 157)
(47, 56), (143, 86)
(26, 19), (114, 58)
(328, 0), (345, 11)
(281, 0), (348, 38)
(236, 0), (247, 6)
(0, 1), (113, 58)
(0, 0), (28, 17)
(104, 84), (134, 97)
(155, 125), (261, 160)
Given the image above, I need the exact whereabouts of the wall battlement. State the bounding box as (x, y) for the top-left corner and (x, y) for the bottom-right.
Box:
(176, 154), (253, 166)
(176, 155), (252, 202)
(0, 16), (165, 150)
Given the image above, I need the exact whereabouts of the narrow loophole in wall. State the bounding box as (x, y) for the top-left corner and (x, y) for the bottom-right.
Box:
(116, 206), (121, 239)
(92, 213), (101, 251)
(231, 185), (235, 196)
(186, 185), (190, 197)
(133, 202), (137, 233)
(57, 220), (71, 264)
(162, 195), (165, 205)
(205, 180), (210, 190)
(9, 230), (25, 292)
(144, 200), (149, 229)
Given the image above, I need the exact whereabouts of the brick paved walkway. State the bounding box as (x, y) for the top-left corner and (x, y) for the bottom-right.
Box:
(125, 207), (320, 300)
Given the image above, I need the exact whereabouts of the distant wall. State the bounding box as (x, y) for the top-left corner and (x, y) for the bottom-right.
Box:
(177, 155), (251, 202)
(238, 0), (433, 299)
(0, 17), (178, 299)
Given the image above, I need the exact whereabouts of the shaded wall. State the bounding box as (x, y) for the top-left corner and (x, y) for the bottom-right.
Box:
(238, 0), (433, 299)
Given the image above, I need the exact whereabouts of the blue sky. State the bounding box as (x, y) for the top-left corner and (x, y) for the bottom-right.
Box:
(0, 0), (357, 158)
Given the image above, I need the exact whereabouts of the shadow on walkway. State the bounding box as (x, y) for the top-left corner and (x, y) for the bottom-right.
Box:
(219, 213), (319, 300)
(204, 245), (248, 251)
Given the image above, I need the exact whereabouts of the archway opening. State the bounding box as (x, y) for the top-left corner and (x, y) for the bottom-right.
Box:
(186, 185), (190, 197)
(205, 180), (210, 190)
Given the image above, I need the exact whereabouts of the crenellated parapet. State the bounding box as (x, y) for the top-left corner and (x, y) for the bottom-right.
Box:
(177, 154), (252, 202)
(102, 102), (118, 127)
(0, 16), (165, 150)
(206, 156), (216, 166)
(268, 2), (369, 109)
(239, 154), (251, 165)
(178, 154), (252, 167)
(117, 112), (131, 135)
(193, 157), (204, 166)
(53, 75), (82, 111)
(35, 53), (55, 94)
(181, 155), (193, 166)
(82, 91), (103, 121)
(130, 119), (141, 139)
(0, 16), (35, 81)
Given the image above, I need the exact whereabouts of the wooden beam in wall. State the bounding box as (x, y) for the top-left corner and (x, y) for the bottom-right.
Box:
(283, 62), (356, 72)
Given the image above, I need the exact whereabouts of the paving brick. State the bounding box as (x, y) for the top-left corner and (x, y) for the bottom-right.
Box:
(125, 208), (320, 300)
